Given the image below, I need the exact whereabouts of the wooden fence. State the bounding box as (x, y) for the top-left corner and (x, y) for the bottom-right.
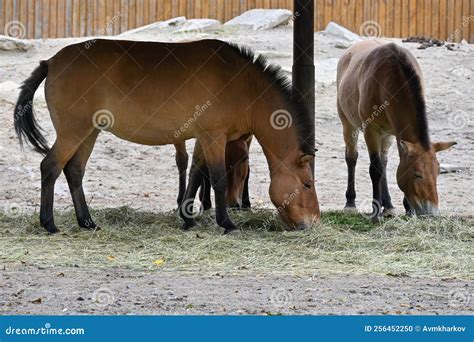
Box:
(0, 1), (473, 42)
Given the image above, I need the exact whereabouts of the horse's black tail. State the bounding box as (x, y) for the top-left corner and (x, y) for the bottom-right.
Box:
(14, 60), (50, 155)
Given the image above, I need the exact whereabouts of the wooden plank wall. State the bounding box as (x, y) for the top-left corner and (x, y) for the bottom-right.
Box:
(0, 0), (472, 42)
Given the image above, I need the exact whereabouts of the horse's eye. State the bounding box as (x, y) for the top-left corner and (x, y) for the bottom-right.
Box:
(414, 172), (423, 179)
(303, 182), (312, 190)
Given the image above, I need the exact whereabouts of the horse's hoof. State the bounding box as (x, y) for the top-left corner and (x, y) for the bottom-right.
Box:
(181, 220), (197, 231)
(344, 205), (357, 212)
(383, 208), (396, 217)
(79, 219), (99, 230)
(371, 215), (382, 224)
(223, 227), (241, 235)
(45, 225), (60, 234)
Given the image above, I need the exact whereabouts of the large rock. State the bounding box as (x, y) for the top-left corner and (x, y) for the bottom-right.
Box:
(119, 17), (187, 36)
(324, 22), (361, 42)
(174, 19), (221, 34)
(224, 9), (293, 30)
(0, 35), (33, 51)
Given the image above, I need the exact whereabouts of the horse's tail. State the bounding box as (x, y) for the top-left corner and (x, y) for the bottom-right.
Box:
(14, 60), (50, 155)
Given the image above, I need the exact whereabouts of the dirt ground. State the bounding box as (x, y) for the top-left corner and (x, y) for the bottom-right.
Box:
(1, 265), (472, 315)
(0, 25), (473, 315)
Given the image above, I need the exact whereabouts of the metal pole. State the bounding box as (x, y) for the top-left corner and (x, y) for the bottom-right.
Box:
(292, 0), (315, 174)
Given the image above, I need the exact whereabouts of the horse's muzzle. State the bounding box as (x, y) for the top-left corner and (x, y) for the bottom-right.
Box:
(295, 222), (307, 231)
(415, 201), (440, 216)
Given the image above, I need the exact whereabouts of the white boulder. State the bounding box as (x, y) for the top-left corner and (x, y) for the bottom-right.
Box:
(324, 22), (361, 42)
(0, 35), (33, 51)
(119, 17), (187, 36)
(174, 19), (221, 34)
(224, 9), (293, 30)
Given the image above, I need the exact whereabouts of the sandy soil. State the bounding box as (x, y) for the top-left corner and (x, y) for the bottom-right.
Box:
(1, 25), (473, 315)
(1, 265), (472, 315)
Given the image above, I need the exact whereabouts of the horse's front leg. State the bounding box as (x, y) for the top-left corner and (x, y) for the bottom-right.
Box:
(365, 131), (383, 222)
(200, 134), (238, 234)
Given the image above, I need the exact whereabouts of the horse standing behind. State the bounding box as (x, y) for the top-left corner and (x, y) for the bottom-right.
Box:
(337, 40), (456, 219)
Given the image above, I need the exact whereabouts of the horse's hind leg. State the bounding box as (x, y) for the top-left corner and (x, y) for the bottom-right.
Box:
(381, 136), (395, 215)
(40, 136), (87, 233)
(174, 142), (188, 207)
(63, 131), (99, 229)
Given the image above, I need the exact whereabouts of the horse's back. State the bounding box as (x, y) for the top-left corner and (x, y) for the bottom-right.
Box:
(43, 39), (255, 145)
(337, 40), (421, 131)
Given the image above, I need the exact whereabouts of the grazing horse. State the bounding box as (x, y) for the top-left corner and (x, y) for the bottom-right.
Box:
(194, 136), (252, 211)
(337, 40), (456, 219)
(14, 39), (319, 234)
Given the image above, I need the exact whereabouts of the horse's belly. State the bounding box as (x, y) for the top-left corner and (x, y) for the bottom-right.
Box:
(104, 111), (193, 145)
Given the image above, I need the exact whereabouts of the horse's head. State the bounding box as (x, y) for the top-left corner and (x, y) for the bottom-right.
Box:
(225, 139), (249, 208)
(397, 140), (456, 215)
(269, 153), (320, 230)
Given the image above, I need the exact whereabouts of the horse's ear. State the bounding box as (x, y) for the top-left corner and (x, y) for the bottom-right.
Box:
(298, 154), (314, 166)
(433, 141), (457, 152)
(399, 140), (416, 155)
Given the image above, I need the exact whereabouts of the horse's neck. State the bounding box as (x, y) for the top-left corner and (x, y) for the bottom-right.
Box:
(252, 101), (301, 170)
(387, 94), (426, 148)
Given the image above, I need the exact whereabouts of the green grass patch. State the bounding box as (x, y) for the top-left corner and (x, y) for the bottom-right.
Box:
(0, 207), (472, 279)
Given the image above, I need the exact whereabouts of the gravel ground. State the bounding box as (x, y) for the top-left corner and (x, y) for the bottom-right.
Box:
(1, 265), (472, 315)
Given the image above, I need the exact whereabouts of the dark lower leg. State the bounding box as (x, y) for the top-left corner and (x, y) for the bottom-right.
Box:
(179, 162), (205, 230)
(369, 153), (383, 220)
(40, 156), (62, 233)
(175, 146), (188, 207)
(198, 165), (212, 211)
(381, 157), (395, 211)
(208, 164), (237, 233)
(241, 166), (251, 209)
(344, 149), (358, 209)
(63, 162), (96, 229)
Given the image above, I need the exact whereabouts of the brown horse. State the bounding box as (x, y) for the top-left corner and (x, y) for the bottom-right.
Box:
(337, 40), (456, 219)
(14, 39), (319, 234)
(194, 136), (251, 211)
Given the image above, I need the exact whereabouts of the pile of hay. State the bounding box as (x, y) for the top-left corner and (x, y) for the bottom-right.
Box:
(0, 207), (472, 279)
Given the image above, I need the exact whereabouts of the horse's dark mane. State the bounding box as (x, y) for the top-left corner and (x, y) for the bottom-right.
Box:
(387, 43), (431, 150)
(226, 42), (314, 155)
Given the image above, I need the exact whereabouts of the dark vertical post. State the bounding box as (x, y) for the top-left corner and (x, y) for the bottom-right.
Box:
(293, 0), (315, 174)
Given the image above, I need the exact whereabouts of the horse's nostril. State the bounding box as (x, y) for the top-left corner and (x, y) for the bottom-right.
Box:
(296, 222), (307, 231)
